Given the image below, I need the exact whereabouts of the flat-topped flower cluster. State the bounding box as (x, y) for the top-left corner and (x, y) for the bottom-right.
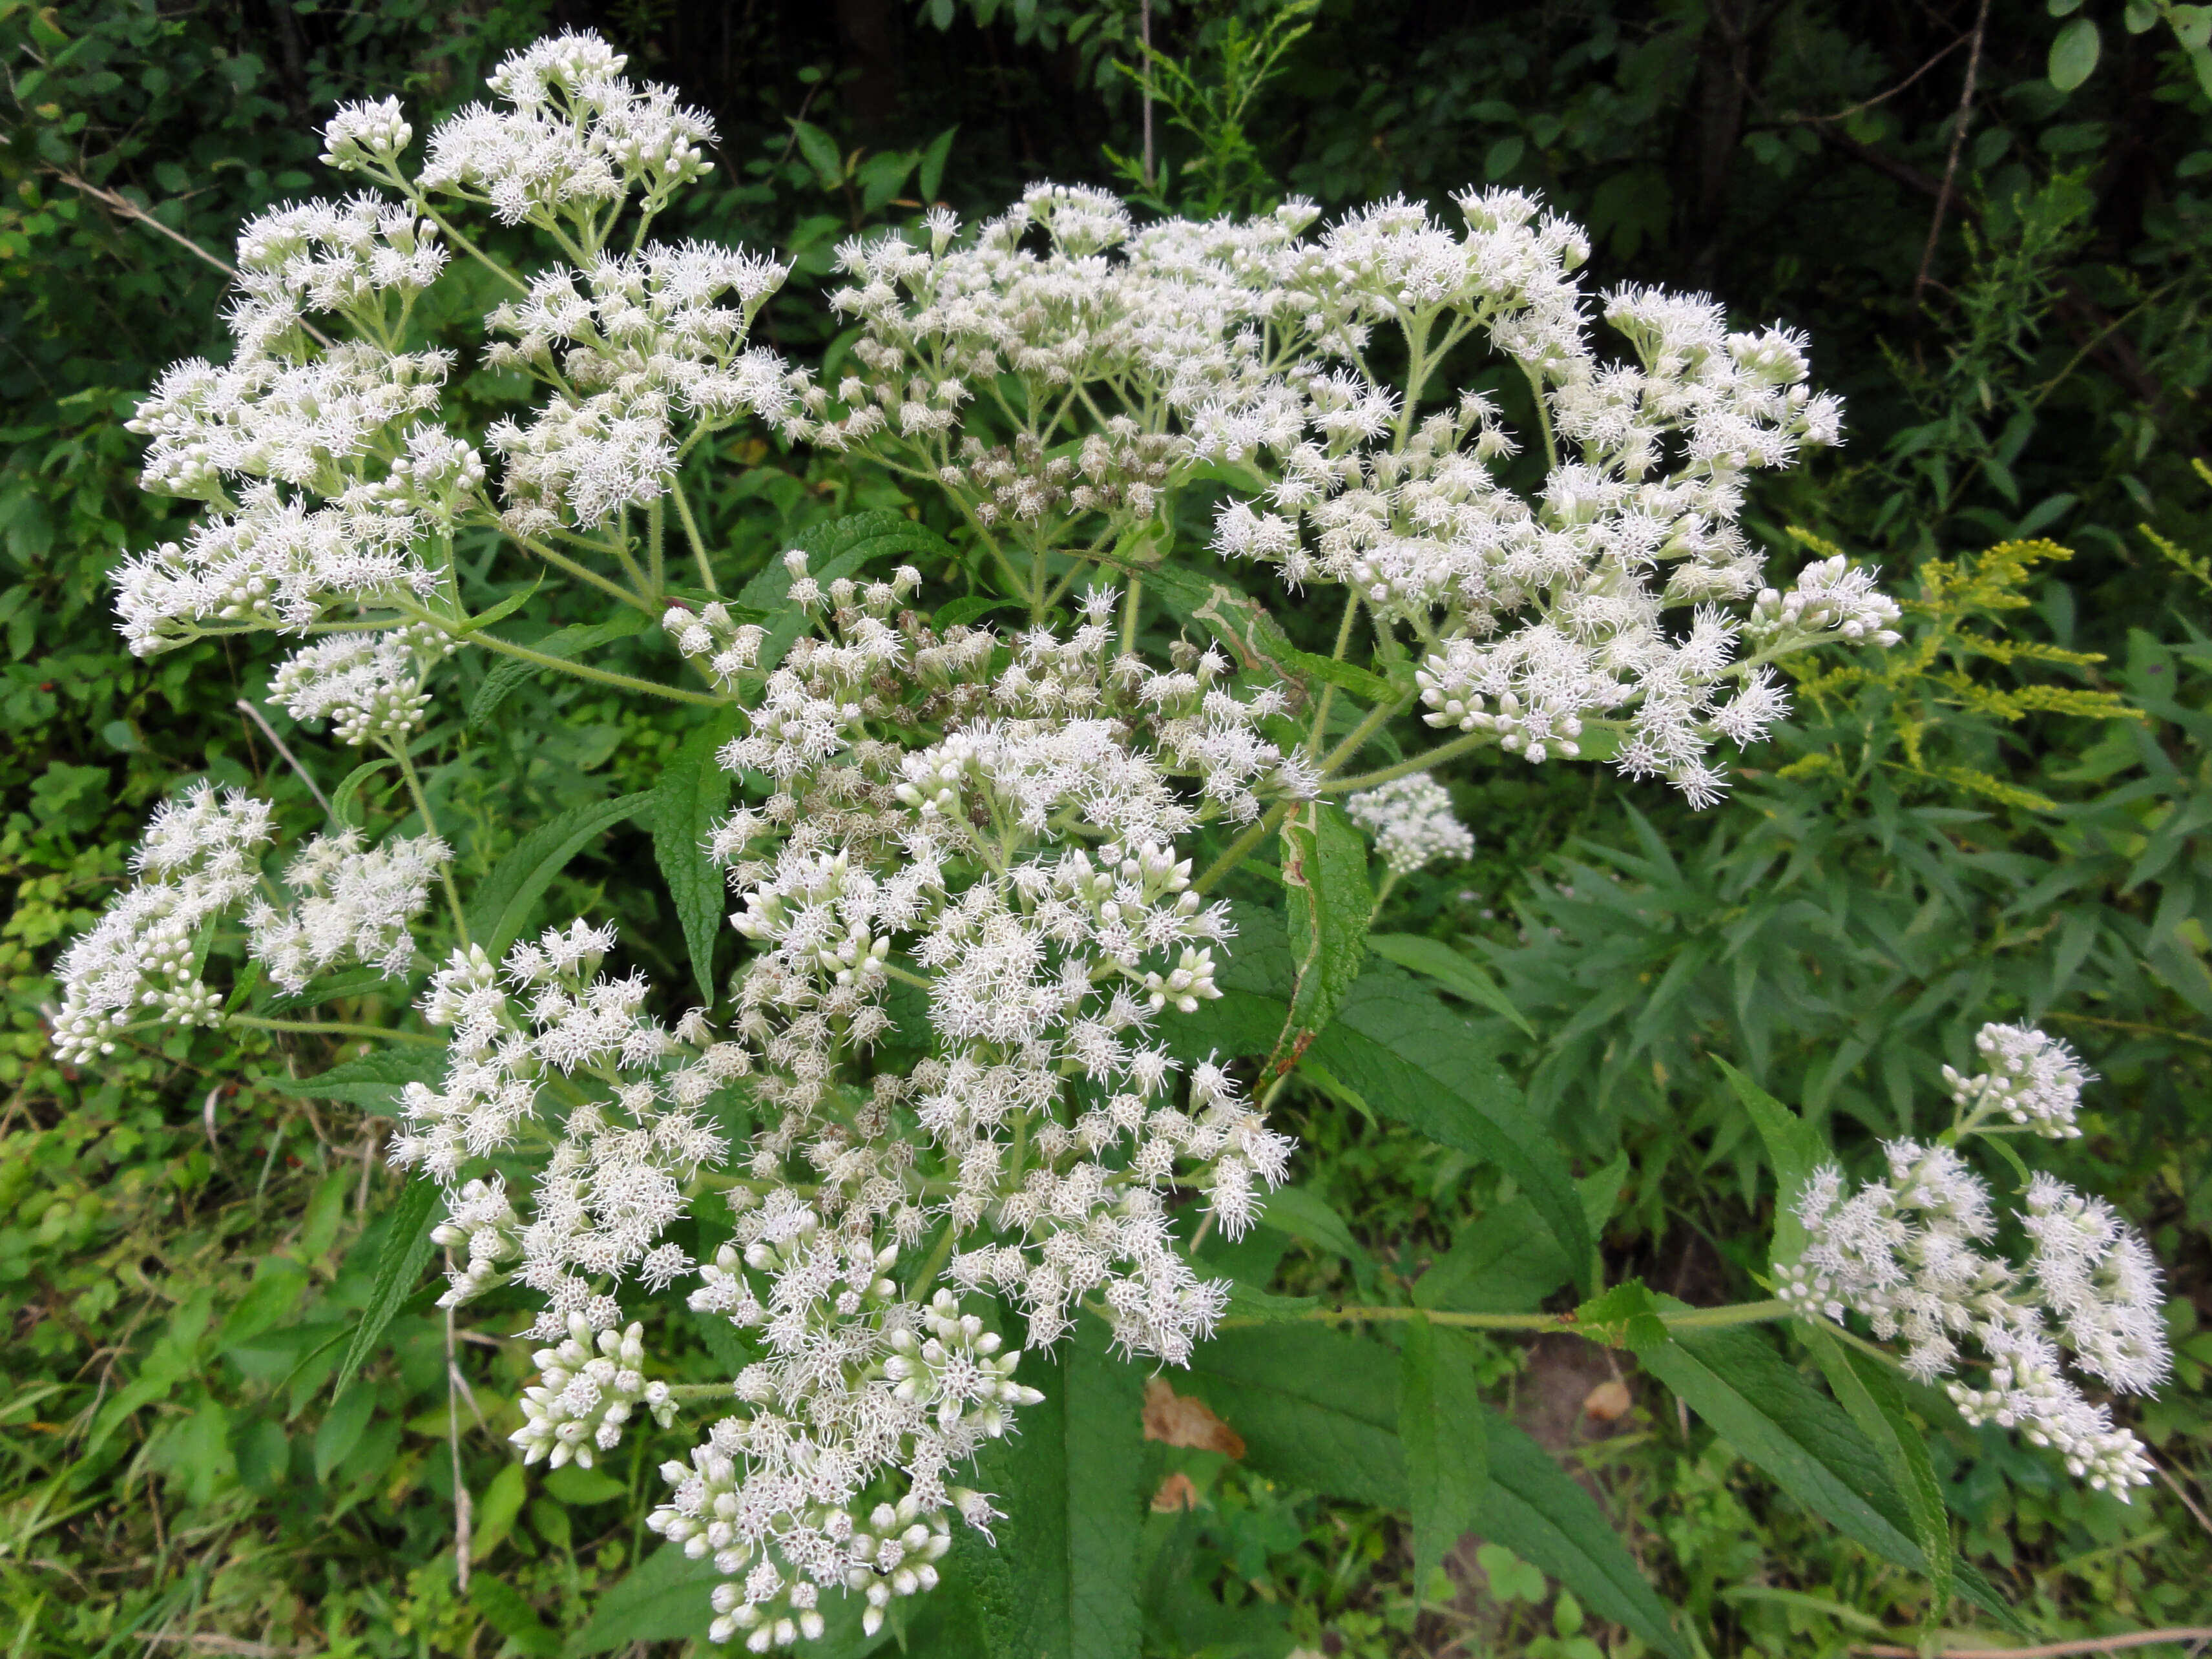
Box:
(45, 26), (2160, 1651)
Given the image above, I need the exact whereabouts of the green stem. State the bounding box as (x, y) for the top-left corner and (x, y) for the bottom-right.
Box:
(406, 605), (726, 707)
(647, 498), (666, 598)
(669, 477), (718, 596)
(1306, 590), (1362, 756)
(1221, 1298), (1794, 1335)
(411, 200), (530, 295)
(1330, 729), (1496, 793)
(513, 534), (656, 614)
(663, 1382), (736, 1402)
(231, 1015), (444, 1047)
(1315, 695), (1410, 778)
(1195, 798), (1291, 895)
(390, 742), (470, 946)
(1120, 576), (1143, 656)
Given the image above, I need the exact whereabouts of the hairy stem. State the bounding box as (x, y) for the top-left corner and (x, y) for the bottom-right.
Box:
(1330, 729), (1496, 793)
(231, 1015), (443, 1046)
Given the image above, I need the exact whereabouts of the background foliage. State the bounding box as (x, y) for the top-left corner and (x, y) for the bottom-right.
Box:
(3, 1), (2211, 1654)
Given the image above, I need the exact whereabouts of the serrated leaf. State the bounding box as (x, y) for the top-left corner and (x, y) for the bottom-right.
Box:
(791, 119), (845, 190)
(1222, 1283), (1320, 1322)
(1631, 1320), (2017, 1629)
(455, 579), (542, 634)
(470, 1576), (561, 1659)
(1307, 967), (1592, 1293)
(1415, 1157), (1626, 1314)
(962, 1323), (1143, 1659)
(1366, 932), (1535, 1038)
(1269, 801), (1372, 1074)
(563, 1546), (722, 1654)
(653, 714), (740, 1004)
(1398, 1315), (1487, 1583)
(1802, 1326), (1954, 1620)
(1255, 1184), (1366, 1264)
(264, 1044), (446, 1107)
(468, 610), (650, 729)
(465, 791), (656, 961)
(2050, 15), (2101, 89)
(328, 1179), (439, 1401)
(740, 511), (959, 671)
(1713, 1057), (1822, 1266)
(1183, 1325), (1685, 1658)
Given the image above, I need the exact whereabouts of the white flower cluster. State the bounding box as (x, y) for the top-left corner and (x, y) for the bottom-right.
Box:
(1943, 1021), (2092, 1139)
(485, 243), (805, 534)
(432, 1176), (523, 1307)
(51, 786), (273, 1061)
(1777, 1036), (2167, 1497)
(513, 1315), (678, 1469)
(245, 829), (450, 991)
(268, 624), (454, 745)
(823, 183), (1896, 805)
(1343, 774), (1474, 875)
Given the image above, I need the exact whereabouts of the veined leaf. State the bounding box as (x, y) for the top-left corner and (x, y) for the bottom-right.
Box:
(935, 593), (1019, 629)
(264, 1044), (446, 1107)
(468, 610), (649, 730)
(562, 1546), (721, 1654)
(469, 1576), (561, 1659)
(1713, 1057), (1822, 1265)
(1366, 932), (1536, 1038)
(1308, 966), (1592, 1293)
(1632, 1319), (2016, 1628)
(961, 1323), (1144, 1659)
(1414, 1158), (1626, 1314)
(739, 510), (958, 671)
(652, 713), (740, 1004)
(465, 791), (656, 961)
(1269, 800), (1372, 1076)
(1184, 1324), (1686, 1658)
(1802, 1324), (1955, 1620)
(1397, 1315), (1487, 1583)
(1255, 1184), (1366, 1264)
(328, 1179), (439, 1402)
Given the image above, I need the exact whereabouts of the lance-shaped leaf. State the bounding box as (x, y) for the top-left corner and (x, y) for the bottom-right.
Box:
(1397, 1313), (1487, 1585)
(264, 1044), (446, 1108)
(468, 609), (650, 730)
(960, 1324), (1145, 1659)
(1629, 1318), (2017, 1628)
(328, 1179), (439, 1402)
(1713, 1056), (1823, 1265)
(466, 791), (657, 961)
(652, 712), (740, 1004)
(1183, 1324), (1687, 1658)
(1269, 800), (1372, 1076)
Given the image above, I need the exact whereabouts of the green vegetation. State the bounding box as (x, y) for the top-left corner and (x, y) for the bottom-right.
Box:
(3, 3), (2211, 1657)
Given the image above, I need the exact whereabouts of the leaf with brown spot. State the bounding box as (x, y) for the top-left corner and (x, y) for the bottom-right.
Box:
(1149, 1471), (1200, 1512)
(1142, 1377), (1245, 1456)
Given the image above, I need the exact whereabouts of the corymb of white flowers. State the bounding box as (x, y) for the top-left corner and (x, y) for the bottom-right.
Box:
(46, 26), (2162, 1650)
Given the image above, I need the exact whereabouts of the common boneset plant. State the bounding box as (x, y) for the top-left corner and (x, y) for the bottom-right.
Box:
(52, 30), (2170, 1651)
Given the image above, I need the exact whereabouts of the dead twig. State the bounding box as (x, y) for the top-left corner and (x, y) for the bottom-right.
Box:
(1852, 1631), (2212, 1658)
(1915, 0), (1989, 300)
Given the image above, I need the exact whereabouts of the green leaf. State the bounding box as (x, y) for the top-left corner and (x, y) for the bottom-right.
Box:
(470, 1576), (562, 1659)
(1222, 1283), (1320, 1322)
(1269, 800), (1372, 1074)
(2050, 15), (2101, 89)
(328, 1180), (440, 1402)
(1145, 564), (1392, 705)
(1397, 1315), (1487, 1584)
(1366, 932), (1535, 1038)
(740, 510), (959, 671)
(918, 125), (957, 202)
(329, 757), (395, 828)
(1713, 1057), (1821, 1266)
(543, 1465), (627, 1505)
(791, 119), (846, 189)
(474, 1462), (528, 1561)
(935, 593), (1019, 630)
(1306, 967), (1592, 1293)
(465, 791), (656, 961)
(468, 610), (649, 730)
(1182, 1326), (1685, 1658)
(1631, 1320), (2016, 1629)
(1415, 1158), (1626, 1314)
(313, 1382), (375, 1481)
(961, 1322), (1143, 1659)
(1482, 1417), (1690, 1659)
(563, 1547), (723, 1654)
(652, 714), (740, 1004)
(1802, 1325), (1954, 1620)
(1255, 1184), (1366, 1264)
(455, 579), (542, 635)
(263, 1045), (446, 1108)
